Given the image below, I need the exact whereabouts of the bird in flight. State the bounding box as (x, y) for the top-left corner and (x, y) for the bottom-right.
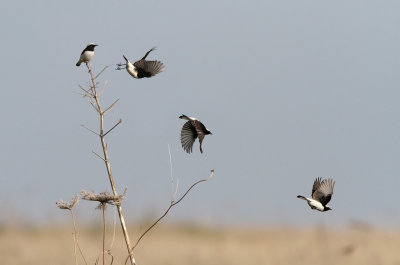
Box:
(179, 115), (212, 154)
(76, 43), (98, 66)
(297, 177), (335, 212)
(116, 47), (164, 79)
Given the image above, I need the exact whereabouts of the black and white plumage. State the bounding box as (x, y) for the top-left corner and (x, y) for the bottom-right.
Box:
(76, 43), (98, 66)
(179, 115), (212, 154)
(120, 47), (164, 79)
(297, 177), (335, 212)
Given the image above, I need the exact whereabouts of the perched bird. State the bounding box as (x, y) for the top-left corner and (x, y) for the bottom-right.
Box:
(76, 43), (98, 66)
(179, 115), (212, 154)
(118, 47), (164, 78)
(297, 177), (335, 212)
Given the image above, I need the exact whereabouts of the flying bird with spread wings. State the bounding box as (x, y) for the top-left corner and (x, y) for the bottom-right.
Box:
(116, 47), (164, 79)
(179, 115), (212, 154)
(297, 177), (335, 212)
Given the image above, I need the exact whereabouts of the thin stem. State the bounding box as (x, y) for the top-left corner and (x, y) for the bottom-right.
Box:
(92, 151), (106, 162)
(85, 63), (136, 265)
(70, 210), (88, 265)
(71, 211), (78, 265)
(102, 204), (106, 265)
(107, 250), (114, 265)
(168, 144), (174, 200)
(95, 65), (112, 79)
(124, 169), (214, 265)
(90, 101), (101, 114)
(103, 99), (120, 115)
(81, 124), (100, 136)
(103, 119), (122, 137)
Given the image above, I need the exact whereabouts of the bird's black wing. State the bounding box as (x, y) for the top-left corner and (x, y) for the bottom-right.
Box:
(133, 60), (164, 78)
(311, 177), (322, 198)
(180, 121), (197, 153)
(313, 178), (335, 206)
(141, 47), (156, 60)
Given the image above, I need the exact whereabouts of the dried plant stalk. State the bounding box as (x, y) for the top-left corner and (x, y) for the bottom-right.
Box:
(124, 169), (214, 265)
(84, 63), (136, 265)
(56, 196), (88, 265)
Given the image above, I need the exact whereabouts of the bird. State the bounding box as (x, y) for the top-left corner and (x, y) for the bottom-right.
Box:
(76, 43), (98, 66)
(118, 47), (164, 79)
(179, 115), (212, 154)
(297, 177), (335, 212)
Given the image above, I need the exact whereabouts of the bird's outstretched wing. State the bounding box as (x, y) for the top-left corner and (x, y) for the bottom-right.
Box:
(311, 177), (323, 197)
(134, 60), (164, 78)
(141, 47), (156, 60)
(180, 121), (197, 153)
(312, 178), (335, 206)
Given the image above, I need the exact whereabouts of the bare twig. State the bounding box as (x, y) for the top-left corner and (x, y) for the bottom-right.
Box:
(107, 250), (114, 265)
(168, 144), (175, 200)
(124, 169), (214, 265)
(90, 101), (101, 114)
(92, 150), (106, 162)
(103, 119), (122, 137)
(78, 85), (93, 98)
(95, 65), (112, 80)
(101, 204), (106, 265)
(81, 124), (100, 136)
(109, 206), (117, 250)
(103, 99), (120, 115)
(98, 80), (108, 96)
(56, 197), (88, 265)
(83, 63), (135, 265)
(173, 179), (179, 201)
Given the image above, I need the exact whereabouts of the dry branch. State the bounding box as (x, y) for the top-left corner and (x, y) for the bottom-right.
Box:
(124, 169), (214, 265)
(56, 196), (88, 265)
(83, 63), (136, 265)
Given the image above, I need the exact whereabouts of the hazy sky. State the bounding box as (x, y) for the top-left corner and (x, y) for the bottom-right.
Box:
(1, 0), (399, 228)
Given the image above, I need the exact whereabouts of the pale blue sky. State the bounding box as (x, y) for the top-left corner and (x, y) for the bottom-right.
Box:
(0, 0), (399, 228)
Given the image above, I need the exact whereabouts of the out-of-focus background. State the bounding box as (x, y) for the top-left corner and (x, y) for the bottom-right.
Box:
(1, 0), (399, 264)
(2, 223), (400, 265)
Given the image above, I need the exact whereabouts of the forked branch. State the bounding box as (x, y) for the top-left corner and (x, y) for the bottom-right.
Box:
(124, 169), (214, 265)
(103, 119), (122, 137)
(84, 63), (136, 265)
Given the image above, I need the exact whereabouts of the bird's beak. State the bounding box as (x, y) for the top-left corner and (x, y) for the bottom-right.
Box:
(123, 55), (128, 62)
(94, 44), (99, 46)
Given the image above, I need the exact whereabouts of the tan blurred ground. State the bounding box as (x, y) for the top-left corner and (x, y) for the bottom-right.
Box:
(1, 223), (400, 265)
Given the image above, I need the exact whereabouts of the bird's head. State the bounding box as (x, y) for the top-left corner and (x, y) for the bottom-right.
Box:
(87, 43), (98, 49)
(122, 55), (134, 69)
(323, 206), (332, 211)
(123, 55), (133, 66)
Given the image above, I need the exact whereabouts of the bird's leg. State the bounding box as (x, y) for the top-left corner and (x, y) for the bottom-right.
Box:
(115, 63), (126, 70)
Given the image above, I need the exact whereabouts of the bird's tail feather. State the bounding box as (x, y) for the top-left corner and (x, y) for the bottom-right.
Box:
(297, 195), (307, 201)
(179, 114), (190, 120)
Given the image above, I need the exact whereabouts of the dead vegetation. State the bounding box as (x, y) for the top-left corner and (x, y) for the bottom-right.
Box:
(2, 224), (399, 265)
